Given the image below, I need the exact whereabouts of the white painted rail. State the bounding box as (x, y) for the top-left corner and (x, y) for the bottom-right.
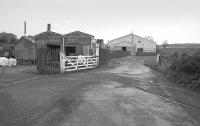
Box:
(60, 44), (99, 73)
(64, 55), (98, 72)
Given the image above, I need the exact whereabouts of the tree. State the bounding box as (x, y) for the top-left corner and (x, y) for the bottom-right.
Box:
(145, 35), (154, 41)
(0, 32), (18, 57)
(0, 32), (18, 44)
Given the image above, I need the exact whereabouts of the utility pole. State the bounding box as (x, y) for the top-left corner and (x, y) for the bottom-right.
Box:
(131, 30), (134, 44)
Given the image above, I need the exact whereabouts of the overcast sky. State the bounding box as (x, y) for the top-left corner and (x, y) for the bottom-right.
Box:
(0, 0), (200, 44)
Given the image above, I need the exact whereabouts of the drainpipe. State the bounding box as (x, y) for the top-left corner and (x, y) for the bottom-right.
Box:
(132, 32), (133, 44)
(62, 36), (65, 52)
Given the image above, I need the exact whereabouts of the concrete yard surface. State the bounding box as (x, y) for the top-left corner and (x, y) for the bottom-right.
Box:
(0, 56), (199, 126)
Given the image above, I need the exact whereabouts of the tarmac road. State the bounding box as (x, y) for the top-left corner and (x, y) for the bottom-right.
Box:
(0, 56), (199, 126)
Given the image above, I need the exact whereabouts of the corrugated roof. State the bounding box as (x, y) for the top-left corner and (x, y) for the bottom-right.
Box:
(108, 34), (156, 44)
(34, 31), (62, 40)
(24, 35), (34, 42)
(64, 31), (93, 37)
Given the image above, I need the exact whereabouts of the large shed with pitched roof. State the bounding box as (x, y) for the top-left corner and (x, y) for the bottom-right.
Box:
(108, 34), (156, 56)
(15, 35), (36, 63)
(35, 24), (96, 56)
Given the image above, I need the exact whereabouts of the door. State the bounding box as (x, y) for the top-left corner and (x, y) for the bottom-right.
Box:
(137, 48), (143, 56)
(122, 47), (127, 51)
(83, 46), (90, 56)
(65, 46), (76, 56)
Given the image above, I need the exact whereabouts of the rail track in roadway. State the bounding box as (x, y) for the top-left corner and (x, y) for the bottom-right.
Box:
(112, 73), (200, 97)
(104, 73), (200, 112)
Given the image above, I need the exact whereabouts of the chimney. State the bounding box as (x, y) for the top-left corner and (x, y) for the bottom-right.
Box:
(24, 21), (26, 36)
(47, 24), (51, 31)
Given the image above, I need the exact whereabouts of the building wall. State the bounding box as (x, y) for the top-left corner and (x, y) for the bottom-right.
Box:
(108, 35), (133, 50)
(64, 36), (92, 55)
(134, 36), (156, 52)
(160, 47), (200, 56)
(35, 31), (96, 56)
(108, 34), (156, 54)
(113, 41), (136, 55)
(114, 46), (135, 51)
(15, 38), (35, 60)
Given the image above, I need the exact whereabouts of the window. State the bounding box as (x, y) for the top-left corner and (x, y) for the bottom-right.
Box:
(68, 37), (77, 42)
(83, 46), (90, 56)
(122, 47), (127, 51)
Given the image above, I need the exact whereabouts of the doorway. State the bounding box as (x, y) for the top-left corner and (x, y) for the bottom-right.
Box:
(137, 48), (143, 56)
(65, 46), (76, 56)
(122, 47), (127, 51)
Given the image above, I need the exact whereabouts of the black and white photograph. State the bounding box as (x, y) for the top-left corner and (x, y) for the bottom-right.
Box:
(0, 0), (200, 125)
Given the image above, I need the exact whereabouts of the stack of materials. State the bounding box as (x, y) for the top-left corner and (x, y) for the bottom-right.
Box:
(0, 57), (17, 66)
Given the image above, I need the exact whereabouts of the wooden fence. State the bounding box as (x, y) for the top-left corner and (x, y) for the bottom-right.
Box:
(99, 48), (131, 65)
(37, 46), (60, 74)
(37, 45), (131, 74)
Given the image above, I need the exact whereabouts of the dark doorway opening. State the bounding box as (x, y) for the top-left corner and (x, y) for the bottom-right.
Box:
(65, 46), (76, 56)
(136, 48), (144, 56)
(122, 47), (127, 51)
(47, 45), (61, 58)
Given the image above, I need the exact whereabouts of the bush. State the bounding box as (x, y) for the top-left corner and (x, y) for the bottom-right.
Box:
(166, 71), (178, 81)
(146, 54), (200, 91)
(171, 55), (200, 75)
(166, 54), (200, 90)
(190, 80), (200, 90)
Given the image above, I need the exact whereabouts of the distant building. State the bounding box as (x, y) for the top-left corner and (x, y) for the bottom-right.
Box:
(162, 43), (200, 49)
(107, 34), (156, 56)
(97, 39), (106, 49)
(160, 43), (200, 56)
(15, 35), (36, 63)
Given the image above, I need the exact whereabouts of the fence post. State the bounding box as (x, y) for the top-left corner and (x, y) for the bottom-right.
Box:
(86, 56), (89, 68)
(76, 56), (78, 70)
(96, 44), (99, 66)
(60, 51), (65, 73)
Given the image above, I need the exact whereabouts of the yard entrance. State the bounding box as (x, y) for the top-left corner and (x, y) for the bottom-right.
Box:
(37, 44), (100, 74)
(63, 55), (98, 72)
(136, 48), (143, 56)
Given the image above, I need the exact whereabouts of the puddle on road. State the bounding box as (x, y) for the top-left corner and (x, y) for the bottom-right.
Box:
(102, 59), (160, 87)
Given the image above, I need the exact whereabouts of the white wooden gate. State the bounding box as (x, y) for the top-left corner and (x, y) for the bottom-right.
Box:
(59, 44), (99, 73)
(64, 55), (98, 72)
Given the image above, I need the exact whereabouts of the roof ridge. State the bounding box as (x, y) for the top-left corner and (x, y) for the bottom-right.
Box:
(64, 31), (93, 37)
(108, 34), (156, 43)
(34, 31), (63, 37)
